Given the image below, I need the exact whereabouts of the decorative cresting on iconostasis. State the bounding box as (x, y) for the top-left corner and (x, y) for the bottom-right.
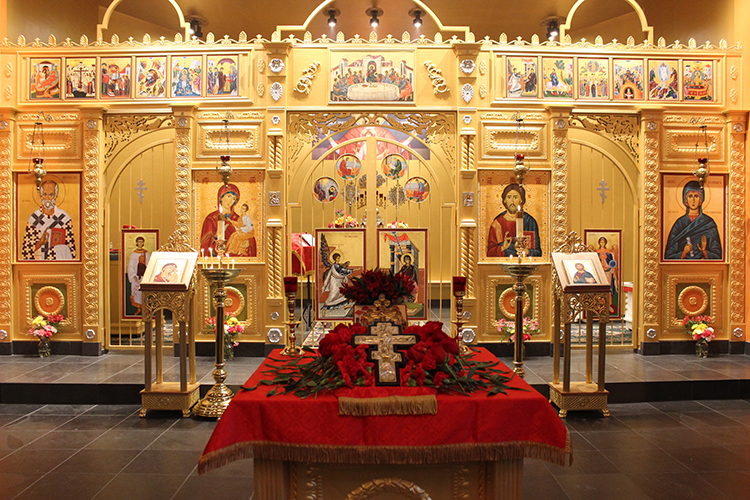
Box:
(0, 10), (747, 353)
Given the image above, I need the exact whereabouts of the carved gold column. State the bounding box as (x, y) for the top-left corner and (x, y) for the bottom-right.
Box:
(83, 111), (104, 342)
(459, 221), (476, 298)
(641, 117), (661, 345)
(268, 129), (283, 170)
(460, 128), (476, 172)
(267, 220), (283, 299)
(549, 109), (571, 251)
(0, 110), (13, 344)
(173, 107), (193, 240)
(727, 112), (747, 342)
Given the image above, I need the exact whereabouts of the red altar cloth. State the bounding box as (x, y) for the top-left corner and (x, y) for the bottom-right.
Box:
(198, 349), (571, 474)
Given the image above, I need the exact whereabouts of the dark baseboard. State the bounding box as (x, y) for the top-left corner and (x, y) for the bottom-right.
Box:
(746, 342), (750, 355)
(7, 340), (103, 356)
(477, 342), (552, 358)
(730, 341), (746, 355)
(177, 341), (266, 357)
(0, 342), (11, 355)
(640, 340), (730, 356)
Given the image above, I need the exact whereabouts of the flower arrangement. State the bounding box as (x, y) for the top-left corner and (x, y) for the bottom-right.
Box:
(206, 314), (244, 360)
(683, 315), (714, 357)
(29, 315), (57, 339)
(329, 209), (359, 228)
(497, 317), (541, 342)
(386, 220), (408, 229)
(248, 321), (521, 398)
(46, 313), (65, 327)
(340, 268), (416, 305)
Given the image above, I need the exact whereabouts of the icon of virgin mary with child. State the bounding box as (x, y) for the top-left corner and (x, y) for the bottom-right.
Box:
(200, 183), (256, 257)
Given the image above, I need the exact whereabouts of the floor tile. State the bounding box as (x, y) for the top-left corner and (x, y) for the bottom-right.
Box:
(2, 415), (73, 431)
(626, 472), (730, 500)
(668, 446), (750, 472)
(668, 411), (744, 429)
(545, 449), (619, 476)
(0, 473), (40, 499)
(93, 473), (186, 500)
(54, 448), (142, 475)
(14, 472), (116, 500)
(0, 448), (76, 474)
(172, 474), (255, 500)
(605, 447), (690, 474)
(31, 404), (95, 416)
(562, 414), (630, 433)
(147, 429), (213, 452)
(86, 429), (164, 451)
(703, 470), (750, 500)
(0, 404), (45, 415)
(120, 449), (202, 475)
(57, 414), (128, 431)
(649, 400), (710, 413)
(521, 460), (570, 500)
(615, 413), (685, 430)
(84, 405), (141, 416)
(555, 473), (653, 500)
(637, 427), (718, 450)
(25, 429), (107, 450)
(0, 429), (45, 450)
(113, 413), (181, 431)
(579, 430), (659, 451)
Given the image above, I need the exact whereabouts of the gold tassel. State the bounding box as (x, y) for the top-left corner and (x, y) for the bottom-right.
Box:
(338, 395), (438, 416)
(198, 433), (573, 475)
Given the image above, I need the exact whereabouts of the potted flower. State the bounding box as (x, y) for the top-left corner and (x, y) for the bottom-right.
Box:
(497, 317), (541, 342)
(206, 314), (244, 360)
(29, 315), (57, 357)
(683, 315), (714, 358)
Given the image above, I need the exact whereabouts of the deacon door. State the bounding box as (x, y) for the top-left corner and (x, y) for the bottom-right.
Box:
(287, 121), (456, 333)
(567, 128), (640, 349)
(103, 129), (176, 348)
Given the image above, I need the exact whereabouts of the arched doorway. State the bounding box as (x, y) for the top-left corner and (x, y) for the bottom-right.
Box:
(103, 128), (176, 348)
(287, 121), (456, 335)
(568, 127), (640, 348)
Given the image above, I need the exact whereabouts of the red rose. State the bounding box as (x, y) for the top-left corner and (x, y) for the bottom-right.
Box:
(414, 364), (426, 386)
(407, 344), (425, 363)
(433, 371), (449, 386)
(421, 350), (437, 371)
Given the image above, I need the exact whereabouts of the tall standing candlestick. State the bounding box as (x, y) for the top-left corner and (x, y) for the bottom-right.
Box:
(452, 276), (471, 354)
(499, 263), (538, 378)
(282, 276), (302, 356)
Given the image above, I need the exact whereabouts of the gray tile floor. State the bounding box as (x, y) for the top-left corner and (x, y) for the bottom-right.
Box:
(1, 350), (750, 499)
(1, 400), (749, 500)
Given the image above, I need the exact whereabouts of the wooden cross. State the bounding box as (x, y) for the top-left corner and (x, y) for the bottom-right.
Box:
(353, 322), (416, 386)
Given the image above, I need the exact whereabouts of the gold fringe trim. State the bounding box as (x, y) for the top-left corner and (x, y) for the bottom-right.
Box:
(198, 430), (573, 475)
(338, 395), (438, 416)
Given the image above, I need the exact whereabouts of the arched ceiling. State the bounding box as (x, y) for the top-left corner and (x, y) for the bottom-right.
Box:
(90, 0), (735, 44)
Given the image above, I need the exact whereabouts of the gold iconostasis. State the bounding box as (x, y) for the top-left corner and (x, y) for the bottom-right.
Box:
(0, 3), (747, 356)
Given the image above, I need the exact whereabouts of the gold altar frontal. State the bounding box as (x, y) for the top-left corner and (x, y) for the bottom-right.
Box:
(255, 458), (524, 500)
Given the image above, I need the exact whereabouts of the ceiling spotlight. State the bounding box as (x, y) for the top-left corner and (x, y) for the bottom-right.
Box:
(366, 8), (383, 28)
(412, 10), (423, 28)
(327, 8), (338, 27)
(544, 17), (560, 41)
(187, 15), (207, 39)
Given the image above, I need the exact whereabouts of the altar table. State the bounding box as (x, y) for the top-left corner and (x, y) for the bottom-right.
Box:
(199, 349), (571, 500)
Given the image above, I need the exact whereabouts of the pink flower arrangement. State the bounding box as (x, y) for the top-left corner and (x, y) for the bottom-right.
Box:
(386, 220), (408, 229)
(329, 209), (359, 228)
(46, 313), (65, 326)
(497, 317), (540, 342)
(682, 315), (714, 341)
(29, 315), (56, 339)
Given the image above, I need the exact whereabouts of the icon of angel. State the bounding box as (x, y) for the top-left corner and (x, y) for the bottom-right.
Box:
(320, 234), (354, 309)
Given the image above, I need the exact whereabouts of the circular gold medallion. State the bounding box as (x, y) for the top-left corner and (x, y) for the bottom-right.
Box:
(213, 286), (245, 318)
(34, 286), (65, 316)
(677, 285), (708, 316)
(498, 288), (530, 319)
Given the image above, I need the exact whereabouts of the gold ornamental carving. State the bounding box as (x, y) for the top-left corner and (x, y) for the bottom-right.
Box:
(498, 288), (531, 319)
(294, 61), (320, 94)
(0, 128), (11, 325)
(677, 285), (709, 316)
(729, 128), (746, 323)
(257, 82), (265, 97)
(267, 226), (282, 298)
(34, 286), (65, 316)
(103, 115), (175, 161)
(197, 123), (260, 158)
(485, 275), (542, 333)
(568, 114), (640, 162)
(83, 127), (100, 327)
(287, 112), (455, 166)
(17, 124), (81, 161)
(358, 295), (406, 326)
(483, 124), (545, 159)
(345, 478), (431, 500)
(642, 131), (660, 325)
(23, 273), (79, 330)
(4, 62), (11, 77)
(424, 60), (449, 95)
(197, 111), (264, 120)
(302, 464), (323, 500)
(667, 275), (717, 328)
(664, 127), (722, 161)
(551, 122), (569, 251)
(459, 227), (475, 298)
(453, 465), (470, 500)
(175, 124), (192, 239)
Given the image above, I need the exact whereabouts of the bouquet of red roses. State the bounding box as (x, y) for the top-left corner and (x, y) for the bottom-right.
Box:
(247, 322), (521, 398)
(340, 268), (416, 305)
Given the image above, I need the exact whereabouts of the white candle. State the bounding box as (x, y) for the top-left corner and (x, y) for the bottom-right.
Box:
(515, 204), (524, 237)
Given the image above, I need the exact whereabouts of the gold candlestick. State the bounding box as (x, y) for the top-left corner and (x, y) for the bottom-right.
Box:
(499, 262), (537, 378)
(193, 267), (242, 418)
(452, 289), (472, 355)
(281, 288), (303, 356)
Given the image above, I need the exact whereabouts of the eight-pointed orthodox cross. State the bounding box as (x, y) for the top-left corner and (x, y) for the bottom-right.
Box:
(353, 322), (416, 384)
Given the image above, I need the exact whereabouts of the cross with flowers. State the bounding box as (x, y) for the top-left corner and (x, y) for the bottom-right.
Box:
(353, 322), (416, 386)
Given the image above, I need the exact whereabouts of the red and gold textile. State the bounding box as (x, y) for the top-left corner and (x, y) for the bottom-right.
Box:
(198, 349), (571, 474)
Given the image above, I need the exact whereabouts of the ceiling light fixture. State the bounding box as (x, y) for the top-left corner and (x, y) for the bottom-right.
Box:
(366, 7), (383, 28)
(412, 9), (423, 28)
(187, 15), (207, 40)
(692, 123), (711, 187)
(547, 20), (559, 41)
(29, 112), (52, 188)
(327, 8), (339, 28)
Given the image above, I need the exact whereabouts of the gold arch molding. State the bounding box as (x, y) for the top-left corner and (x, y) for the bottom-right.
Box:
(561, 0), (654, 44)
(97, 0), (191, 40)
(276, 0), (470, 38)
